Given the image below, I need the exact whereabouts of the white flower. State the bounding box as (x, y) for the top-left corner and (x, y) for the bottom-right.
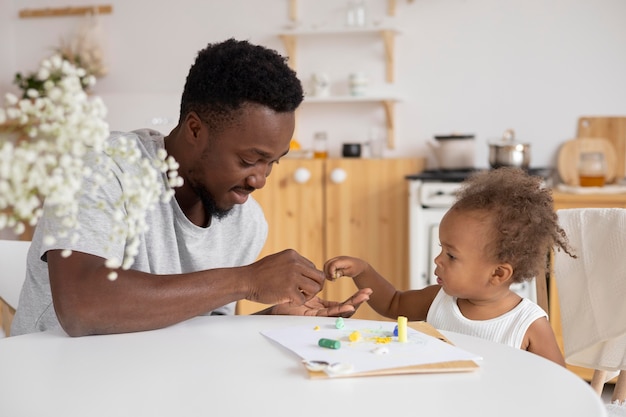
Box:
(0, 54), (181, 271)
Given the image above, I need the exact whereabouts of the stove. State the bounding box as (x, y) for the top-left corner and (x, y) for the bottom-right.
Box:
(405, 167), (554, 183)
(405, 167), (554, 301)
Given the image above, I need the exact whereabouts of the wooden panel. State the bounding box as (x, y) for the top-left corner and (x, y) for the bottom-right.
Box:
(237, 159), (325, 315)
(324, 158), (422, 321)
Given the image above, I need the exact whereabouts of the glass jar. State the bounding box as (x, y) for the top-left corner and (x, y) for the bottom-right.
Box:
(313, 131), (328, 159)
(578, 152), (607, 187)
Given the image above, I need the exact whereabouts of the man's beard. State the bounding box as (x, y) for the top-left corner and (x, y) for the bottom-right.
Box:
(196, 186), (233, 221)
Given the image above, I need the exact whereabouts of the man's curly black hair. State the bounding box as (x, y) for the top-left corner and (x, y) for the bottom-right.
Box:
(451, 167), (576, 283)
(179, 38), (304, 132)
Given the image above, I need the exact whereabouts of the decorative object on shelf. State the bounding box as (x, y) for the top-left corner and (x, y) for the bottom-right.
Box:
(0, 55), (181, 278)
(57, 9), (108, 80)
(14, 12), (107, 99)
(348, 72), (369, 96)
(346, 0), (367, 27)
(310, 72), (330, 97)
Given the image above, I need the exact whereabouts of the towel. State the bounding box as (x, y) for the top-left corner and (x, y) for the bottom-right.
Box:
(555, 208), (626, 372)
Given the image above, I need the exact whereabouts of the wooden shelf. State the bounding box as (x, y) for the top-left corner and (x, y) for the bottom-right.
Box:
(279, 28), (398, 82)
(288, 0), (414, 20)
(18, 4), (112, 18)
(281, 3), (405, 150)
(303, 96), (400, 148)
(304, 95), (400, 103)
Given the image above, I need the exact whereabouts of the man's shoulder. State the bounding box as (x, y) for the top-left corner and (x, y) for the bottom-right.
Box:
(108, 129), (164, 146)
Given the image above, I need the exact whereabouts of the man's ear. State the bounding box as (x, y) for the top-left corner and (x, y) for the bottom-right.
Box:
(183, 112), (204, 141)
(490, 263), (513, 286)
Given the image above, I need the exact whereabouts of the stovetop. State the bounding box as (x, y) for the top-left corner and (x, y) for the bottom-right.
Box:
(405, 167), (554, 182)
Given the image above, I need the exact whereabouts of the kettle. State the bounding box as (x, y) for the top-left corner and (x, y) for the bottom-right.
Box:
(427, 134), (476, 170)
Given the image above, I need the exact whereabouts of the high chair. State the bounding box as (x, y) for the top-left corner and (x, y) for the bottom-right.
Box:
(554, 208), (626, 409)
(0, 239), (31, 337)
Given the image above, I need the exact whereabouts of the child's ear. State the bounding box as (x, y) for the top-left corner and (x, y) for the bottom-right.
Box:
(490, 263), (513, 285)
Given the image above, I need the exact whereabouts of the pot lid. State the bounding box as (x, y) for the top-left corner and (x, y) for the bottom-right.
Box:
(434, 134), (475, 140)
(488, 129), (530, 146)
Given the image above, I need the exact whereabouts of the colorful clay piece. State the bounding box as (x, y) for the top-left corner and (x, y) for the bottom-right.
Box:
(393, 325), (398, 336)
(349, 331), (362, 342)
(335, 317), (345, 329)
(397, 316), (408, 343)
(314, 326), (320, 331)
(318, 338), (341, 349)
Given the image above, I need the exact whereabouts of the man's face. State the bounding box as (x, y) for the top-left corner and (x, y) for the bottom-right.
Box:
(185, 104), (294, 220)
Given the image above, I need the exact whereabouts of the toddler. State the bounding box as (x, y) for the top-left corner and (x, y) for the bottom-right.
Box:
(324, 167), (575, 366)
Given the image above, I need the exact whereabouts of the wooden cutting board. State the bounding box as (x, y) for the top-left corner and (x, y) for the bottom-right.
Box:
(557, 138), (617, 186)
(577, 116), (626, 178)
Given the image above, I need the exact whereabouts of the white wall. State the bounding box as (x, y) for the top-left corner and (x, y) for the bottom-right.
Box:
(2, 0), (626, 169)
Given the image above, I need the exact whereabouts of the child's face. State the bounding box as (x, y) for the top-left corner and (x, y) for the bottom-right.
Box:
(434, 208), (501, 299)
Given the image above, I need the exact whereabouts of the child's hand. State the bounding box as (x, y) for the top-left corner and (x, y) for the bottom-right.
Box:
(323, 256), (369, 282)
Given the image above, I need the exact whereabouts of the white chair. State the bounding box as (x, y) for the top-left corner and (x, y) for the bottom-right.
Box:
(554, 208), (626, 410)
(0, 239), (31, 337)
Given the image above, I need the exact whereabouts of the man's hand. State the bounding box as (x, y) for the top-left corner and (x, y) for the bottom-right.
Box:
(270, 288), (373, 317)
(245, 249), (326, 307)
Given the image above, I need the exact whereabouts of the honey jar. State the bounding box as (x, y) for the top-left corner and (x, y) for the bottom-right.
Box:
(578, 152), (607, 187)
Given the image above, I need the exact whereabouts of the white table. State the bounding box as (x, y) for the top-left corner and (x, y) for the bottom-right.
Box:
(0, 315), (606, 417)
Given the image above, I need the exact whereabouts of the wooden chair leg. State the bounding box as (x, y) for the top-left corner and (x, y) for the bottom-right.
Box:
(1, 300), (15, 337)
(613, 371), (626, 403)
(591, 370), (607, 396)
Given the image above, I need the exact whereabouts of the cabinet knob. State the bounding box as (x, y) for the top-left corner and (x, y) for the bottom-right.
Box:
(293, 167), (311, 184)
(330, 168), (347, 184)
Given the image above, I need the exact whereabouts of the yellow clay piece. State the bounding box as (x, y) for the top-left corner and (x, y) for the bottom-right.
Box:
(349, 331), (362, 342)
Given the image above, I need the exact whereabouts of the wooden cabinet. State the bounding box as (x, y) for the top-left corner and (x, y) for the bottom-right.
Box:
(550, 190), (626, 381)
(236, 157), (424, 320)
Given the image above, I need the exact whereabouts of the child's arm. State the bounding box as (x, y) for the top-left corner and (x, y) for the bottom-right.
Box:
(323, 256), (440, 321)
(524, 317), (566, 367)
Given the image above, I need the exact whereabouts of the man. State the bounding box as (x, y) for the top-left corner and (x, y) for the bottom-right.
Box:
(12, 38), (371, 337)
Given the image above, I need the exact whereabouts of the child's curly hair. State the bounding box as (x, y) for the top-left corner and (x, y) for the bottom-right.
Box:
(451, 167), (575, 283)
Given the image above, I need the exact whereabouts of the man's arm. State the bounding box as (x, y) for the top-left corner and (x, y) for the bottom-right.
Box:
(48, 248), (325, 336)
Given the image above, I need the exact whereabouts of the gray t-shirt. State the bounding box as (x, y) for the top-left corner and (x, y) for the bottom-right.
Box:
(11, 129), (268, 335)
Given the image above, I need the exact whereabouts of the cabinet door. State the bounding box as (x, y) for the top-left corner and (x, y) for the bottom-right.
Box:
(323, 158), (421, 321)
(236, 159), (325, 315)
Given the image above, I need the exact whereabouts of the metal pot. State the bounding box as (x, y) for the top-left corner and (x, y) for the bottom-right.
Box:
(488, 129), (531, 169)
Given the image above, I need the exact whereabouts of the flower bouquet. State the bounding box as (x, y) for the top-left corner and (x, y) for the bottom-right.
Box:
(0, 55), (181, 279)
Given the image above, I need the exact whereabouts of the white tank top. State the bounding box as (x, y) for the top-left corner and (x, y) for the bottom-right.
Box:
(426, 288), (547, 349)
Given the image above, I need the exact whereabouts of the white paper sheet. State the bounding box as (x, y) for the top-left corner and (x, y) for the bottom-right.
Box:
(261, 319), (482, 376)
